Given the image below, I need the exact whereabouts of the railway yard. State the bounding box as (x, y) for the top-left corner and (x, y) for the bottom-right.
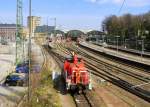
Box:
(0, 37), (150, 107)
(0, 36), (149, 107)
(1, 0), (150, 107)
(23, 37), (149, 107)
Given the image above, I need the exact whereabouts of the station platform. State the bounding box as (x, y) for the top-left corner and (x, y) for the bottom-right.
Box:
(93, 42), (150, 57)
(79, 42), (150, 66)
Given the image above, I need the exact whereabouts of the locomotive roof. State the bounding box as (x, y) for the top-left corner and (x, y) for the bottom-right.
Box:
(65, 55), (72, 59)
(65, 55), (82, 60)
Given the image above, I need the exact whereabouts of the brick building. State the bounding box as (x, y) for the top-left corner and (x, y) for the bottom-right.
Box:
(0, 24), (16, 43)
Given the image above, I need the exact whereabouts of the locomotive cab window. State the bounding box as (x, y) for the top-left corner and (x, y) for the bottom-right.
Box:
(65, 56), (74, 63)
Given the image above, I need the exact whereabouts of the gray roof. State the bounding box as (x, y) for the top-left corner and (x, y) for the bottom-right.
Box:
(87, 30), (104, 35)
(0, 24), (16, 28)
(67, 30), (84, 37)
(35, 25), (55, 33)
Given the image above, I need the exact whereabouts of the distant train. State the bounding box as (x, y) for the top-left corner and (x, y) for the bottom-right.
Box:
(62, 53), (90, 93)
(46, 37), (52, 42)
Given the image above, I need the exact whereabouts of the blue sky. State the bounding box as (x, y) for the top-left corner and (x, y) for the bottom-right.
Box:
(0, 0), (150, 30)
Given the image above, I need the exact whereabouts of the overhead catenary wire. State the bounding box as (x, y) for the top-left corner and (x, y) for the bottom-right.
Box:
(118, 0), (126, 15)
(0, 14), (16, 24)
(0, 16), (5, 23)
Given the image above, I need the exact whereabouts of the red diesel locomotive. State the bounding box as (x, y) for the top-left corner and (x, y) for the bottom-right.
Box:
(63, 53), (90, 92)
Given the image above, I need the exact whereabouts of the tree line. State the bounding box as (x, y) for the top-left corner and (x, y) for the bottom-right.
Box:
(102, 11), (150, 51)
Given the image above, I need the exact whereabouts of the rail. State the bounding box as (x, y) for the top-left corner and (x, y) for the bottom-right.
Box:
(56, 42), (150, 102)
(45, 44), (95, 107)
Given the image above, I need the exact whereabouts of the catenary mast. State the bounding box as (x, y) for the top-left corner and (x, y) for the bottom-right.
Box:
(16, 0), (23, 64)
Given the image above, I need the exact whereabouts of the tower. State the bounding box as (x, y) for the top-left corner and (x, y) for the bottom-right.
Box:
(27, 16), (41, 36)
(16, 0), (23, 64)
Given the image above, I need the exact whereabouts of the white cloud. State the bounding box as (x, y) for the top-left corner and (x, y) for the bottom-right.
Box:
(86, 0), (150, 7)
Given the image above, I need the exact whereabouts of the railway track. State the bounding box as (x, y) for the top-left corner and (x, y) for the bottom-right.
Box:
(86, 63), (150, 102)
(78, 44), (150, 74)
(69, 44), (150, 82)
(73, 44), (149, 79)
(74, 45), (150, 102)
(55, 43), (150, 102)
(73, 91), (92, 107)
(44, 45), (95, 107)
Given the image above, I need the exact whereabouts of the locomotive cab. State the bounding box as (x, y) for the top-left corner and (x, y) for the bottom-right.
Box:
(63, 54), (90, 92)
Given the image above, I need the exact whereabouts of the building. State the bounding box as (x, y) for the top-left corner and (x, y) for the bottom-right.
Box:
(34, 25), (55, 37)
(0, 24), (16, 43)
(27, 16), (41, 34)
(22, 27), (29, 39)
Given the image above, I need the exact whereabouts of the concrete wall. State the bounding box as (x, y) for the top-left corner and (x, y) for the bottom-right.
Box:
(0, 43), (15, 54)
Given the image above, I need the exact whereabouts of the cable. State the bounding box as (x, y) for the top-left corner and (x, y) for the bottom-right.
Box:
(118, 0), (126, 14)
(0, 14), (15, 24)
(0, 16), (6, 23)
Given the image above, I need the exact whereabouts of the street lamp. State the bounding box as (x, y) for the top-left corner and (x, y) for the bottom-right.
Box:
(138, 39), (144, 58)
(142, 39), (144, 56)
(102, 35), (105, 43)
(49, 17), (56, 30)
(49, 18), (56, 41)
(116, 36), (120, 53)
(136, 35), (139, 50)
(124, 39), (129, 49)
(141, 36), (146, 58)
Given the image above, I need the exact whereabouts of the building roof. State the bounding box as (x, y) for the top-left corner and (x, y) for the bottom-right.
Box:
(87, 30), (104, 36)
(67, 30), (84, 37)
(35, 25), (55, 33)
(27, 16), (41, 18)
(0, 24), (16, 28)
(49, 30), (65, 35)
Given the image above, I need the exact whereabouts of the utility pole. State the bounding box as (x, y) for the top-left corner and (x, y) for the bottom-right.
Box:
(16, 0), (23, 64)
(54, 18), (56, 30)
(54, 18), (56, 42)
(50, 18), (56, 41)
(125, 39), (129, 49)
(28, 0), (32, 102)
(141, 36), (146, 59)
(46, 17), (49, 45)
(116, 36), (120, 53)
(50, 18), (56, 34)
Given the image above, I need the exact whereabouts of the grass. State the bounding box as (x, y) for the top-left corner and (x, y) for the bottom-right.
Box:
(21, 39), (62, 107)
(22, 64), (61, 107)
(28, 68), (61, 107)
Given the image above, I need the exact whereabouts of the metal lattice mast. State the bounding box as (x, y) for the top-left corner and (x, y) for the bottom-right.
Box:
(16, 0), (23, 64)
